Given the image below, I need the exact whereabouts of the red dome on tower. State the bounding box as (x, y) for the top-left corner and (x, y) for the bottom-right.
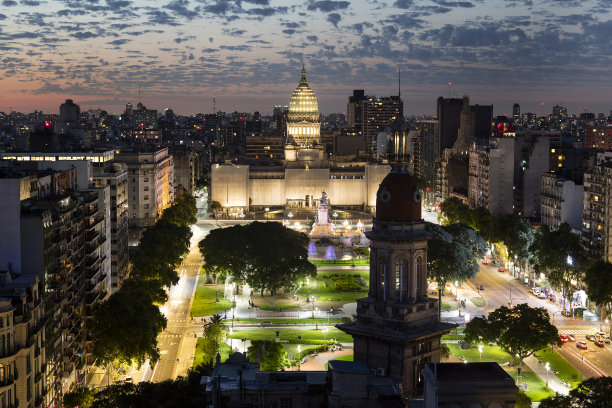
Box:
(375, 169), (421, 222)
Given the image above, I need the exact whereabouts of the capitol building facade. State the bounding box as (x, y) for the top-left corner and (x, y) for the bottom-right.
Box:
(210, 65), (390, 215)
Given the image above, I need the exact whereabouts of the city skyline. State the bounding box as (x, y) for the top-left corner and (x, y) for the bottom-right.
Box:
(1, 0), (612, 116)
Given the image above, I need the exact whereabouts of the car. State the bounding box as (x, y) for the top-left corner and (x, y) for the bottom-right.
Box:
(124, 377), (133, 383)
(596, 339), (605, 348)
(568, 334), (576, 342)
(586, 334), (597, 342)
(498, 267), (505, 272)
(482, 259), (489, 265)
(560, 335), (569, 343)
(478, 285), (484, 291)
(538, 292), (547, 299)
(577, 341), (588, 350)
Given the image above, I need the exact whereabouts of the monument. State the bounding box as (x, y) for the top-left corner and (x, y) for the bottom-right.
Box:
(310, 192), (336, 237)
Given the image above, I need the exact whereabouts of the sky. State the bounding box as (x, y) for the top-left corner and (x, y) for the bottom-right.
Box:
(1, 0), (611, 116)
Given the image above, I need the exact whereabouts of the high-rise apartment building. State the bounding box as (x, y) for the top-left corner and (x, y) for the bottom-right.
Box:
(582, 154), (612, 261)
(541, 172), (583, 231)
(468, 138), (515, 215)
(116, 148), (174, 245)
(585, 126), (612, 150)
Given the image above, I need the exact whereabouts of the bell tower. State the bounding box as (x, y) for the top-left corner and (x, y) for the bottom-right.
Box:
(338, 132), (455, 397)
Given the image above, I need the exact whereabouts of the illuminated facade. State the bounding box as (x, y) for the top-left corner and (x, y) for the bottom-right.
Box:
(285, 64), (322, 161)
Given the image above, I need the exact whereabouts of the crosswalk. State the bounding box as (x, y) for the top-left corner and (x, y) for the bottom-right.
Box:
(558, 326), (605, 336)
(158, 333), (183, 339)
(182, 262), (202, 266)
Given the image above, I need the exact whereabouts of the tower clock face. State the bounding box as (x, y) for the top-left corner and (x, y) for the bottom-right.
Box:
(413, 190), (421, 203)
(379, 188), (391, 203)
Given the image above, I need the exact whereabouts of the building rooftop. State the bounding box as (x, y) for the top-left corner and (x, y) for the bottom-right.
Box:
(328, 360), (371, 374)
(428, 362), (514, 382)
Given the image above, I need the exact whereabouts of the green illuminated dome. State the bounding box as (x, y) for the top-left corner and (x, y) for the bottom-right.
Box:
(288, 64), (319, 122)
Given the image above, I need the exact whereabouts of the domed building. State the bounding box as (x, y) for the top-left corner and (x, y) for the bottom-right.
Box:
(285, 64), (323, 162)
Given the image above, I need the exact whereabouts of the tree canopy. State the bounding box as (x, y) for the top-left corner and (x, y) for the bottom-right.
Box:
(200, 314), (228, 364)
(464, 304), (560, 369)
(247, 341), (288, 371)
(530, 223), (586, 311)
(91, 195), (197, 371)
(539, 377), (612, 408)
(199, 222), (316, 298)
(584, 260), (612, 335)
(426, 222), (482, 318)
(91, 285), (167, 368)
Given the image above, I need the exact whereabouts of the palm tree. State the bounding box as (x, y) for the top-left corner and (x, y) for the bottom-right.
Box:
(201, 314), (229, 364)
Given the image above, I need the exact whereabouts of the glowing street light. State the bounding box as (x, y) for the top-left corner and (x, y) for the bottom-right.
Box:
(297, 345), (302, 371)
(229, 327), (233, 350)
(478, 345), (483, 362)
(545, 362), (550, 390)
(333, 212), (338, 225)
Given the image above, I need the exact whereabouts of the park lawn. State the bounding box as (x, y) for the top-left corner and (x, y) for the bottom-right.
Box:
(325, 353), (354, 370)
(190, 285), (233, 317)
(310, 258), (369, 266)
(442, 334), (465, 341)
(297, 272), (368, 303)
(193, 340), (231, 368)
(228, 317), (346, 325)
(441, 302), (451, 310)
(470, 297), (486, 308)
(447, 343), (512, 365)
(506, 370), (555, 402)
(535, 348), (581, 387)
(228, 328), (354, 344)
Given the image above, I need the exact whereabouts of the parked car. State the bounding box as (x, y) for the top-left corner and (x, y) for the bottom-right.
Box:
(577, 341), (588, 350)
(482, 259), (489, 265)
(560, 335), (569, 343)
(538, 292), (547, 299)
(498, 267), (505, 272)
(586, 334), (598, 342)
(568, 334), (576, 342)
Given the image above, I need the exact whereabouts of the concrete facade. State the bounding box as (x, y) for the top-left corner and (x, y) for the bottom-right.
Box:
(541, 172), (583, 231)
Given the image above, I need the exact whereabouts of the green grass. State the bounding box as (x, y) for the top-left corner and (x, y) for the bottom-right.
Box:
(506, 370), (555, 402)
(447, 343), (512, 365)
(470, 297), (486, 308)
(441, 302), (451, 310)
(442, 334), (465, 341)
(534, 348), (581, 387)
(228, 317), (346, 325)
(297, 271), (368, 303)
(310, 258), (369, 266)
(325, 353), (354, 370)
(193, 340), (231, 368)
(228, 327), (353, 344)
(190, 285), (233, 317)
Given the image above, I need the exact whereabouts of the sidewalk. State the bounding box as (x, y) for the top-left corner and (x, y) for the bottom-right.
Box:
(440, 283), (485, 325)
(523, 354), (570, 396)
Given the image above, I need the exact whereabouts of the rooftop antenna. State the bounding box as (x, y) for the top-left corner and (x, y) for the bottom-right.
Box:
(138, 85), (141, 104)
(448, 81), (451, 98)
(213, 96), (216, 114)
(398, 66), (401, 98)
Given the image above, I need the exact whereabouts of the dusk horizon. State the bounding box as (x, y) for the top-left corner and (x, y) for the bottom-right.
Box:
(1, 0), (612, 116)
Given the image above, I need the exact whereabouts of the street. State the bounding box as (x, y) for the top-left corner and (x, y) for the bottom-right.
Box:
(471, 261), (609, 380)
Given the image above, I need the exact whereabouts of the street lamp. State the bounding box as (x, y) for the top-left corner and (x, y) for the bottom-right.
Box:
(297, 345), (302, 371)
(545, 362), (550, 390)
(265, 207), (269, 219)
(333, 212), (338, 225)
(322, 328), (328, 343)
(478, 345), (483, 362)
(581, 350), (599, 381)
(241, 338), (247, 353)
(229, 327), (233, 351)
(315, 307), (320, 330)
(454, 281), (459, 300)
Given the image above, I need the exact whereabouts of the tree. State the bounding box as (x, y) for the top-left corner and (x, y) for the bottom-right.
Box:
(495, 214), (534, 273)
(200, 314), (228, 364)
(63, 386), (96, 408)
(531, 223), (587, 313)
(515, 392), (532, 408)
(426, 222), (480, 319)
(91, 285), (167, 368)
(584, 260), (612, 337)
(161, 194), (197, 227)
(247, 341), (288, 371)
(464, 304), (560, 384)
(439, 197), (471, 225)
(539, 377), (612, 408)
(200, 222), (316, 304)
(440, 344), (450, 360)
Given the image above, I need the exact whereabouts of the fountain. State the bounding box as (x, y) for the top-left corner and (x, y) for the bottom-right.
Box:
(325, 245), (336, 259)
(308, 242), (317, 256)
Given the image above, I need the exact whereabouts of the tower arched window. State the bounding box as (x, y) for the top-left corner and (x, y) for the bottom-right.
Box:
(378, 257), (388, 301)
(416, 256), (423, 300)
(395, 258), (407, 302)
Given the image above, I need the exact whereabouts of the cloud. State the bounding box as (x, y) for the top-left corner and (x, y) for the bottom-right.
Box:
(393, 0), (413, 8)
(249, 7), (288, 17)
(327, 12), (341, 27)
(307, 1), (350, 12)
(2, 0), (17, 6)
(431, 0), (475, 7)
(108, 38), (131, 46)
(282, 29), (296, 35)
(21, 0), (41, 5)
(70, 31), (98, 40)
